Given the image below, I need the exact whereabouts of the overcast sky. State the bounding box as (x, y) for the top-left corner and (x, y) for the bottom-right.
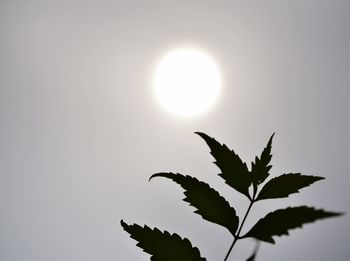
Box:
(0, 0), (349, 260)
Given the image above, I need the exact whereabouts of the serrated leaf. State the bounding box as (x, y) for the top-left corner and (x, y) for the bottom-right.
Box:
(243, 206), (342, 243)
(251, 133), (274, 189)
(150, 172), (239, 236)
(195, 132), (251, 199)
(256, 173), (324, 201)
(121, 220), (206, 261)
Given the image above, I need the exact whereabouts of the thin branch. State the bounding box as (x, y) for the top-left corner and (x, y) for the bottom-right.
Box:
(224, 200), (255, 261)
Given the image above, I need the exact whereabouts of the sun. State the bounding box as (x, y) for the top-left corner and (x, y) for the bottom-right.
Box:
(153, 47), (222, 117)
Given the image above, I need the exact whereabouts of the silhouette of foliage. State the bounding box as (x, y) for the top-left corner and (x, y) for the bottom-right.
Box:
(195, 132), (251, 199)
(256, 173), (324, 201)
(243, 206), (342, 243)
(122, 132), (343, 260)
(121, 220), (206, 261)
(150, 172), (239, 236)
(251, 133), (274, 193)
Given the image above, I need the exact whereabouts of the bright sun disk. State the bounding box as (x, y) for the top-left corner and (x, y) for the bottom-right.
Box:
(153, 48), (221, 117)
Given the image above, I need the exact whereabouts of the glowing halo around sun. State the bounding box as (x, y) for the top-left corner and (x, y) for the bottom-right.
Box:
(153, 48), (222, 117)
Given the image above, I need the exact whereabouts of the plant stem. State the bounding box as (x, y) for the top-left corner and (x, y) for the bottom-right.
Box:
(224, 200), (255, 261)
(223, 237), (238, 261)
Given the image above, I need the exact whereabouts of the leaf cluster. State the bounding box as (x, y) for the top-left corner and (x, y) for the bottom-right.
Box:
(121, 132), (342, 260)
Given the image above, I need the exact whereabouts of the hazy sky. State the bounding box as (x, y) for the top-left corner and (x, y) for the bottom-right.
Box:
(0, 0), (349, 260)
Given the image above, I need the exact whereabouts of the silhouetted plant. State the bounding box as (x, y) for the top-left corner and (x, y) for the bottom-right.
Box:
(121, 132), (343, 260)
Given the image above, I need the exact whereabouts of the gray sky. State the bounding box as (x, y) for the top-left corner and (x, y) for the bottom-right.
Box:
(0, 0), (349, 260)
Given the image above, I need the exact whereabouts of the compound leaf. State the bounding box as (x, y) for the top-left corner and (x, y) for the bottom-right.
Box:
(150, 172), (239, 236)
(121, 220), (206, 261)
(195, 132), (251, 199)
(251, 133), (274, 189)
(256, 173), (324, 201)
(243, 206), (342, 243)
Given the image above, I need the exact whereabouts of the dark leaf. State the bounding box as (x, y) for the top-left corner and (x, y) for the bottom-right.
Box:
(121, 220), (206, 261)
(243, 206), (342, 243)
(150, 172), (239, 236)
(256, 173), (324, 201)
(251, 133), (274, 189)
(195, 132), (251, 199)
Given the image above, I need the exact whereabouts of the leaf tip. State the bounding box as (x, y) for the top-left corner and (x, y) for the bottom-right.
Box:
(269, 132), (275, 144)
(330, 211), (345, 217)
(307, 174), (326, 184)
(194, 131), (208, 139)
(120, 219), (127, 229)
(149, 172), (165, 182)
